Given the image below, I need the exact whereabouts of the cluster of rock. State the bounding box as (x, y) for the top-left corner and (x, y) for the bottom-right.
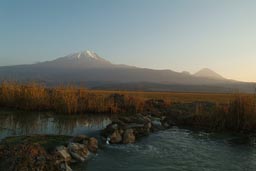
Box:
(0, 112), (176, 171)
(101, 114), (174, 144)
(55, 135), (98, 171)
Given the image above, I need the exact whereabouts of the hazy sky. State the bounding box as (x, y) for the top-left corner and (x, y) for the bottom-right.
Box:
(0, 0), (255, 82)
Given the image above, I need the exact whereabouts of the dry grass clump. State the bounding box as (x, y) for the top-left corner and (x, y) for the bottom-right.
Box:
(0, 82), (149, 114)
(0, 82), (49, 110)
(217, 95), (256, 131)
(173, 94), (256, 132)
(50, 86), (79, 114)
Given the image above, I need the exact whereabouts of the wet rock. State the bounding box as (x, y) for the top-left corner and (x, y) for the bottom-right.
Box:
(119, 115), (146, 124)
(68, 143), (89, 162)
(101, 112), (175, 145)
(102, 114), (156, 144)
(101, 122), (123, 139)
(56, 146), (71, 162)
(144, 121), (152, 131)
(110, 129), (123, 144)
(60, 161), (73, 171)
(160, 117), (175, 129)
(150, 117), (165, 131)
(87, 137), (98, 153)
(143, 115), (152, 123)
(123, 129), (136, 144)
(133, 125), (151, 138)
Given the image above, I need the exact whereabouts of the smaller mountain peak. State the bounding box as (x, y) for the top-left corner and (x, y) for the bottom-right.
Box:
(194, 68), (225, 80)
(181, 71), (191, 75)
(198, 68), (214, 72)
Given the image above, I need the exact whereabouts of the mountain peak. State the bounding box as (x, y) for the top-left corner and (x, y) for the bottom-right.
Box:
(194, 68), (225, 80)
(39, 50), (113, 69)
(70, 50), (101, 60)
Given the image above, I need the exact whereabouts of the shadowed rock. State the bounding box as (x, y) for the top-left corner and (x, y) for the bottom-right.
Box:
(101, 114), (158, 144)
(123, 129), (136, 144)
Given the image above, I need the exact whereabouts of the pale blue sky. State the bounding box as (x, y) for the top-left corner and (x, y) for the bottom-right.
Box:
(0, 0), (255, 81)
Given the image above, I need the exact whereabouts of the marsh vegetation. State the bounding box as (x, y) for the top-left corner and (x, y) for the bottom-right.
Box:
(0, 82), (255, 132)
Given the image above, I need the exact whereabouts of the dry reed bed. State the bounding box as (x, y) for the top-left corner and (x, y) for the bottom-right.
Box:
(0, 82), (256, 132)
(0, 82), (147, 114)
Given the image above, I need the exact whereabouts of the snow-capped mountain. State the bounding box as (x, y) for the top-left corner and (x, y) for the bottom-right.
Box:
(0, 50), (255, 93)
(39, 50), (113, 68)
(60, 50), (109, 62)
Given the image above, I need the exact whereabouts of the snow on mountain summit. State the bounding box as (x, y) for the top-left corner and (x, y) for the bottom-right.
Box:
(85, 50), (98, 59)
(67, 50), (102, 60)
(41, 50), (114, 68)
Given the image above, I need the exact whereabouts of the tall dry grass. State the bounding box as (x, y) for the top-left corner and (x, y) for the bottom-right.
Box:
(0, 82), (151, 114)
(175, 94), (256, 132)
(1, 82), (256, 132)
(215, 94), (256, 131)
(0, 82), (49, 110)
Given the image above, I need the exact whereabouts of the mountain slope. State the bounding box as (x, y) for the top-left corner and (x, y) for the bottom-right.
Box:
(194, 68), (225, 80)
(0, 50), (255, 93)
(37, 50), (113, 69)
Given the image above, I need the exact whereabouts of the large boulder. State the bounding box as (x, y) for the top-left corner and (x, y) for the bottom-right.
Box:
(133, 126), (150, 138)
(87, 137), (98, 153)
(56, 146), (71, 162)
(102, 114), (155, 144)
(160, 117), (175, 129)
(119, 114), (147, 125)
(150, 117), (165, 131)
(68, 143), (89, 162)
(101, 122), (123, 139)
(110, 129), (123, 144)
(123, 129), (135, 144)
(59, 162), (73, 171)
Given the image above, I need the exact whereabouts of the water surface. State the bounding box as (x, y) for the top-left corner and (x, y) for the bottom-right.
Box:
(0, 110), (111, 140)
(0, 111), (255, 171)
(81, 128), (256, 171)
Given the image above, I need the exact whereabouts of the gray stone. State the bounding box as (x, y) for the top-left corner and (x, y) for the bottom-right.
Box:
(60, 162), (73, 171)
(123, 129), (135, 144)
(56, 146), (71, 162)
(87, 137), (98, 153)
(68, 143), (89, 162)
(110, 129), (123, 144)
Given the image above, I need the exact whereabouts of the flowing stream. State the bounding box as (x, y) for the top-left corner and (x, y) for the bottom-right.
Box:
(0, 110), (256, 171)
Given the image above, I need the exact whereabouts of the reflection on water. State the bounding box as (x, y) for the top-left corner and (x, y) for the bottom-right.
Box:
(0, 110), (111, 140)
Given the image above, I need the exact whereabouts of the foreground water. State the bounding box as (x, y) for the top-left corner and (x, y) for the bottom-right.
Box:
(0, 111), (256, 171)
(79, 128), (255, 171)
